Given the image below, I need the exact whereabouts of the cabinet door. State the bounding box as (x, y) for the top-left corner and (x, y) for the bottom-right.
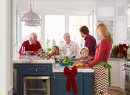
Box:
(96, 19), (114, 43)
(52, 73), (83, 95)
(119, 61), (125, 91)
(108, 61), (120, 87)
(13, 65), (23, 95)
(116, 5), (126, 17)
(116, 17), (127, 43)
(84, 73), (93, 95)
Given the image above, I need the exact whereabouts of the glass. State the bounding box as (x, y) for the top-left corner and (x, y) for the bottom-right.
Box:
(98, 20), (113, 40)
(98, 7), (114, 16)
(54, 63), (60, 69)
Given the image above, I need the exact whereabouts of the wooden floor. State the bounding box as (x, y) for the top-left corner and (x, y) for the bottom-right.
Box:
(108, 89), (124, 95)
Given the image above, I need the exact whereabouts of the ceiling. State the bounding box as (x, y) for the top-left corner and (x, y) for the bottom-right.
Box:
(13, 0), (129, 14)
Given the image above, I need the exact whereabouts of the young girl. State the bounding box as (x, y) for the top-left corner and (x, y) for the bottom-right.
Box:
(73, 47), (92, 63)
(49, 45), (59, 59)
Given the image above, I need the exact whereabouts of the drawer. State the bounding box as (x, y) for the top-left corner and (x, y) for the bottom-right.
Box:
(23, 64), (52, 75)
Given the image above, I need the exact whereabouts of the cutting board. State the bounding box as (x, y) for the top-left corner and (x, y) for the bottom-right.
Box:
(70, 66), (87, 68)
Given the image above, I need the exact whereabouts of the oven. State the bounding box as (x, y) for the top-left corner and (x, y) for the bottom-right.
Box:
(23, 76), (50, 95)
(124, 60), (130, 95)
(125, 70), (130, 95)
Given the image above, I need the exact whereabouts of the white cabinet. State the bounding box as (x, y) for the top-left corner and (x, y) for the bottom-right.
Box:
(115, 4), (130, 44)
(119, 61), (125, 92)
(96, 5), (115, 44)
(116, 17), (127, 44)
(108, 60), (125, 91)
(108, 61), (120, 87)
(116, 5), (126, 17)
(127, 11), (130, 27)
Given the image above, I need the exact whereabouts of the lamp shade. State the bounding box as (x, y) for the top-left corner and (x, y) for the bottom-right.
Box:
(20, 3), (41, 23)
(21, 12), (41, 22)
(25, 20), (41, 26)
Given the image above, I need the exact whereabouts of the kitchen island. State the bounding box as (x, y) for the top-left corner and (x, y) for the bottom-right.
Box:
(13, 59), (94, 95)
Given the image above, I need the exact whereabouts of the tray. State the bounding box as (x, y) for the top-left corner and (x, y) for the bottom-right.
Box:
(70, 66), (87, 68)
(59, 62), (71, 66)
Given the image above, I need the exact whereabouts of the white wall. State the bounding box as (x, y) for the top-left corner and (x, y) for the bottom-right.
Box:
(0, 0), (13, 95)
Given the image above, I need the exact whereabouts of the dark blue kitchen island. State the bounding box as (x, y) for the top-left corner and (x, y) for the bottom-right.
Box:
(13, 61), (94, 95)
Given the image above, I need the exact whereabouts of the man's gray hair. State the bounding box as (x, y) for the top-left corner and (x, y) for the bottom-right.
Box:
(63, 33), (70, 38)
(29, 32), (37, 39)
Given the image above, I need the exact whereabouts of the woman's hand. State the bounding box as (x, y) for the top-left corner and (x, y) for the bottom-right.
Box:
(84, 58), (93, 63)
(82, 62), (88, 67)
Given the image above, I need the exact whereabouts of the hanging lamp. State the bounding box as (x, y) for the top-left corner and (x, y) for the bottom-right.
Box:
(20, 1), (41, 26)
(25, 20), (41, 26)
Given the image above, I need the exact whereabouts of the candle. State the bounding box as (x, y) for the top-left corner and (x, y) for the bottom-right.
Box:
(24, 46), (25, 52)
(22, 46), (23, 53)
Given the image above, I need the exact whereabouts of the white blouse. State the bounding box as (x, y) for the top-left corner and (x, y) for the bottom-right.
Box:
(60, 41), (80, 58)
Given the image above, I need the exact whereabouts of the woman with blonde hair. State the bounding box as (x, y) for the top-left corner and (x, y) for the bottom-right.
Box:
(83, 23), (113, 95)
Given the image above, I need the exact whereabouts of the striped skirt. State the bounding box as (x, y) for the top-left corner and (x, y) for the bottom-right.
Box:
(92, 65), (108, 92)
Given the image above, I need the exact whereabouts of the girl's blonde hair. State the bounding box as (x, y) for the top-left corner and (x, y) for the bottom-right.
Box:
(80, 47), (89, 54)
(52, 45), (59, 55)
(96, 23), (111, 39)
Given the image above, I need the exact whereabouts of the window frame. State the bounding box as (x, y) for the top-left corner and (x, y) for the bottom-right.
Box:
(17, 12), (94, 49)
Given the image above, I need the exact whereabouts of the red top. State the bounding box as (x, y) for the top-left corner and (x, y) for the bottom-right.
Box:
(49, 53), (59, 58)
(88, 39), (112, 67)
(19, 40), (42, 55)
(84, 34), (96, 56)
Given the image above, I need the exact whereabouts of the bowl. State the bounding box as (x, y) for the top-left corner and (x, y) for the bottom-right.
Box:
(68, 56), (74, 61)
(59, 62), (71, 66)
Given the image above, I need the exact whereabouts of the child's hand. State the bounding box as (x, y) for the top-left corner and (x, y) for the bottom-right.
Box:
(73, 58), (79, 61)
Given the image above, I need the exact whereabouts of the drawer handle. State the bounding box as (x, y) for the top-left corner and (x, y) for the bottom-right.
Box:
(54, 76), (55, 79)
(36, 69), (37, 72)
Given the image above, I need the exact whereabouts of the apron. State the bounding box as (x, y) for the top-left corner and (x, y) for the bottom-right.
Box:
(92, 65), (108, 92)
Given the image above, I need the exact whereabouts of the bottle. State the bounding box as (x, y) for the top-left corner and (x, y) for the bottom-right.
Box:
(127, 45), (130, 59)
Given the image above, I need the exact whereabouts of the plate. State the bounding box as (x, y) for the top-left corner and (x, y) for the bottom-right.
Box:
(59, 62), (71, 66)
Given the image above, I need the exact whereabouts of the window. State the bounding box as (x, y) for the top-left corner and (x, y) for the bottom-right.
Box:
(19, 15), (91, 50)
(45, 15), (65, 48)
(69, 16), (89, 47)
(21, 22), (41, 43)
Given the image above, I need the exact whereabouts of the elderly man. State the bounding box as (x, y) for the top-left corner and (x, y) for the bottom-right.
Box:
(19, 32), (42, 55)
(60, 33), (80, 58)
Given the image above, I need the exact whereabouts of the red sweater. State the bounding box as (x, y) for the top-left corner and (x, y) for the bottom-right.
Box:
(84, 34), (96, 56)
(19, 40), (42, 55)
(88, 39), (112, 67)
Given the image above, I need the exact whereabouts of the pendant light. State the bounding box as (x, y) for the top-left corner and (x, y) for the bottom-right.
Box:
(20, 0), (41, 26)
(25, 20), (41, 26)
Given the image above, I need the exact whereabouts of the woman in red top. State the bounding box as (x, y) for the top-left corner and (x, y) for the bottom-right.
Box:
(84, 23), (113, 95)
